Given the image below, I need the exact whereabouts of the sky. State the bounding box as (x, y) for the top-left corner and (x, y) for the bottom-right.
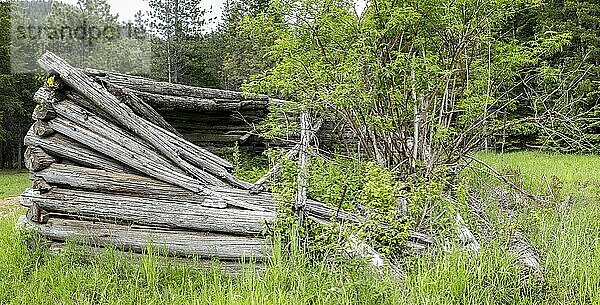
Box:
(56, 0), (225, 28)
(55, 0), (367, 29)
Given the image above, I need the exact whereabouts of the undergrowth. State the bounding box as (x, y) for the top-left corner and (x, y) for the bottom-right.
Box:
(0, 151), (599, 304)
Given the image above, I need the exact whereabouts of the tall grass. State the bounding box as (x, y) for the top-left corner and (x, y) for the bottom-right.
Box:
(0, 152), (599, 304)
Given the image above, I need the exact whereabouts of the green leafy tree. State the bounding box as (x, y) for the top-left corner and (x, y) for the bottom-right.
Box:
(246, 0), (537, 176)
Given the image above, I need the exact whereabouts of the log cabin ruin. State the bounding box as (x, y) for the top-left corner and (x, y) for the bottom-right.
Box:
(18, 52), (433, 267)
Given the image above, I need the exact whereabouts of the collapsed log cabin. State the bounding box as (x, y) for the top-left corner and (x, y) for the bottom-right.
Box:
(18, 52), (432, 266)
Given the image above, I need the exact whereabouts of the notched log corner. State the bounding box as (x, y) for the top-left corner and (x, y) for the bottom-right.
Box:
(24, 146), (55, 172)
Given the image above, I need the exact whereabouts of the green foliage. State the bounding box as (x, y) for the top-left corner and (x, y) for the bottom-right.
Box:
(244, 0), (541, 175)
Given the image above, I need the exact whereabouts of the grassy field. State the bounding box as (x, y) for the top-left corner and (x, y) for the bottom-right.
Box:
(0, 152), (599, 304)
(0, 170), (30, 199)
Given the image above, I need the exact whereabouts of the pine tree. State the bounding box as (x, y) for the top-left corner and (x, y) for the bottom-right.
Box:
(147, 0), (206, 83)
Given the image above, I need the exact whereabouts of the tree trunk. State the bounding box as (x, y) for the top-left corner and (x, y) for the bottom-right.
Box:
(295, 111), (311, 225)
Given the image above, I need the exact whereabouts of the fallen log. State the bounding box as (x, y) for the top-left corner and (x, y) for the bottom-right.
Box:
(457, 213), (480, 253)
(102, 83), (181, 136)
(509, 231), (542, 272)
(21, 188), (275, 236)
(39, 52), (245, 189)
(24, 146), (55, 172)
(48, 99), (226, 188)
(17, 216), (268, 260)
(24, 126), (133, 173)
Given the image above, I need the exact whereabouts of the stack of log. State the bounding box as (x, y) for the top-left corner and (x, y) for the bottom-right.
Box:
(82, 69), (354, 153)
(18, 52), (356, 262)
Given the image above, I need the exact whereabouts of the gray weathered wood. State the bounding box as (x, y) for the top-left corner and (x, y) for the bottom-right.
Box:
(34, 120), (55, 137)
(103, 83), (181, 136)
(24, 146), (55, 171)
(24, 126), (133, 173)
(32, 103), (56, 121)
(32, 163), (271, 211)
(84, 68), (270, 101)
(18, 216), (268, 260)
(295, 111), (311, 225)
(132, 90), (271, 112)
(251, 119), (323, 194)
(457, 213), (480, 253)
(48, 99), (226, 189)
(26, 202), (49, 223)
(509, 231), (542, 272)
(38, 52), (244, 188)
(46, 240), (265, 275)
(21, 188), (275, 236)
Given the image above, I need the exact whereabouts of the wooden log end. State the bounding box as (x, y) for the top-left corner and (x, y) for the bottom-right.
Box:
(24, 146), (56, 172)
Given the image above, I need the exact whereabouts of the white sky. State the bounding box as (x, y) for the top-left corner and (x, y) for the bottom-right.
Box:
(54, 0), (367, 28)
(56, 0), (224, 27)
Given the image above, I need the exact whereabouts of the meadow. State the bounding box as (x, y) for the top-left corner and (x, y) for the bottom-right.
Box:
(0, 152), (598, 305)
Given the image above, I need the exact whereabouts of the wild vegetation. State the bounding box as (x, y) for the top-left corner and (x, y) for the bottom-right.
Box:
(0, 0), (599, 303)
(1, 152), (599, 304)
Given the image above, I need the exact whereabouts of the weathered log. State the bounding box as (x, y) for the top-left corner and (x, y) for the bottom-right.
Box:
(32, 177), (53, 192)
(24, 146), (55, 171)
(295, 111), (311, 225)
(38, 239), (265, 275)
(24, 126), (133, 173)
(17, 216), (268, 260)
(32, 163), (272, 211)
(84, 68), (270, 101)
(39, 52), (245, 189)
(48, 92), (219, 188)
(21, 188), (275, 236)
(132, 90), (271, 112)
(34, 120), (55, 137)
(32, 103), (56, 121)
(509, 231), (542, 272)
(251, 119), (323, 194)
(347, 234), (402, 278)
(457, 213), (480, 253)
(102, 83), (181, 136)
(48, 99), (226, 188)
(26, 202), (49, 223)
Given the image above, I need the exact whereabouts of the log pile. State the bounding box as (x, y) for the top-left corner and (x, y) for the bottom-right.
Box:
(19, 52), (353, 261)
(82, 68), (354, 153)
(19, 52), (433, 266)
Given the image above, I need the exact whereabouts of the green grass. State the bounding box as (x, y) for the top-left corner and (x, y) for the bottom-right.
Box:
(478, 151), (600, 200)
(0, 152), (599, 304)
(0, 170), (31, 199)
